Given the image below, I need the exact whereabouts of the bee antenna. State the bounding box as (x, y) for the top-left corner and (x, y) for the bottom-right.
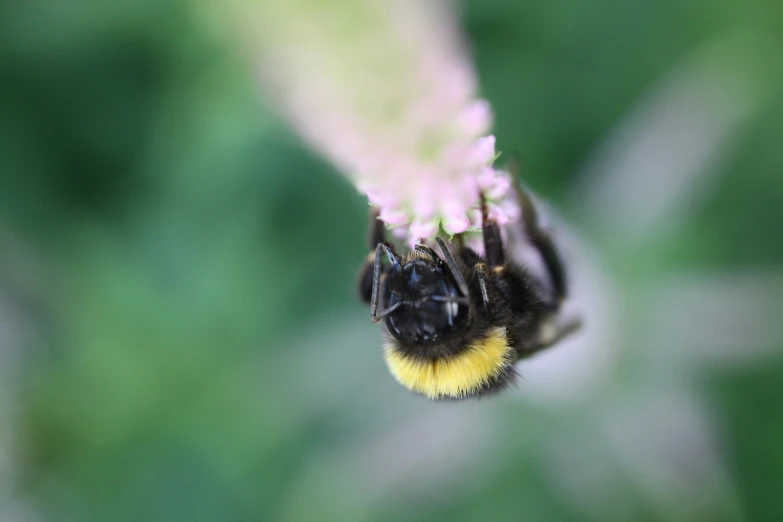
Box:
(382, 244), (402, 273)
(434, 237), (470, 297)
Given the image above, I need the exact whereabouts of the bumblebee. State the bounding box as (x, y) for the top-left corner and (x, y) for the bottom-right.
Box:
(357, 182), (581, 400)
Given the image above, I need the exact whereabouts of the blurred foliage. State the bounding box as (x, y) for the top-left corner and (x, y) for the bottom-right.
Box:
(0, 0), (782, 521)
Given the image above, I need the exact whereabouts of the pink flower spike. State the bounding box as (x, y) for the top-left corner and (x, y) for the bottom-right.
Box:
(379, 207), (409, 226)
(485, 175), (512, 200)
(468, 208), (483, 229)
(476, 167), (497, 190)
(458, 99), (493, 136)
(500, 198), (522, 222)
(233, 0), (504, 247)
(409, 219), (440, 240)
(441, 142), (472, 167)
(357, 181), (399, 208)
(412, 176), (438, 218)
(442, 213), (470, 235)
(488, 203), (510, 225)
(366, 189), (398, 208)
(391, 225), (410, 240)
(469, 135), (496, 167)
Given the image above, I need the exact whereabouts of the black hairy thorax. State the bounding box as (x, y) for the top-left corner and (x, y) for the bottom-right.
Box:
(383, 254), (468, 345)
(381, 248), (527, 361)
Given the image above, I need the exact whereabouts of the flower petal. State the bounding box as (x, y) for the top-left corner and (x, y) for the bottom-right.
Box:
(391, 224), (410, 239)
(468, 208), (483, 229)
(476, 167), (497, 190)
(409, 219), (440, 240)
(379, 207), (409, 226)
(500, 198), (522, 222)
(485, 175), (512, 200)
(469, 135), (496, 167)
(458, 99), (493, 136)
(442, 213), (470, 234)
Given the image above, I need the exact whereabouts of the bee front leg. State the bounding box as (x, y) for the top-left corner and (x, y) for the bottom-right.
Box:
(520, 314), (583, 358)
(480, 196), (539, 312)
(508, 163), (568, 304)
(473, 263), (491, 316)
(506, 159), (582, 351)
(480, 187), (568, 317)
(357, 208), (386, 304)
(480, 195), (506, 268)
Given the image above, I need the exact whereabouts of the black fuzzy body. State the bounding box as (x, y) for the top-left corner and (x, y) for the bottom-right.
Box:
(370, 246), (554, 364)
(357, 181), (579, 400)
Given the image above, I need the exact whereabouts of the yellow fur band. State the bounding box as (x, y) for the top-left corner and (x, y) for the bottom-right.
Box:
(384, 327), (514, 399)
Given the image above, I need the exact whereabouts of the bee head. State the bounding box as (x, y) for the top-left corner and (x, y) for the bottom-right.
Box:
(382, 245), (470, 345)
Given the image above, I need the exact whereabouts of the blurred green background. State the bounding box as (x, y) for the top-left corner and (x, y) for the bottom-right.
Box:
(1, 0), (783, 521)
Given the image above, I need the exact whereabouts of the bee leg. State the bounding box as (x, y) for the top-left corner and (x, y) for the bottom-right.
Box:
(480, 196), (534, 311)
(510, 167), (567, 303)
(370, 243), (403, 322)
(369, 243), (385, 322)
(357, 208), (387, 304)
(434, 237), (471, 298)
(480, 194), (506, 268)
(520, 314), (583, 358)
(481, 185), (565, 314)
(474, 263), (491, 315)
